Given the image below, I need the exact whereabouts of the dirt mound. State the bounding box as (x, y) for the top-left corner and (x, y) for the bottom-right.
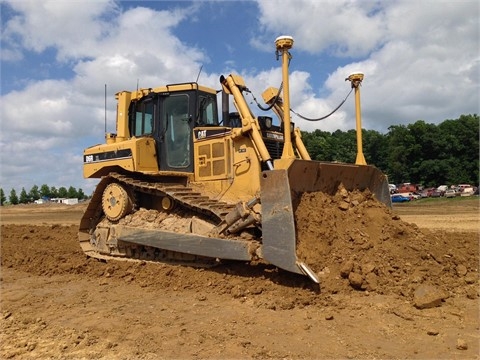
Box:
(119, 207), (194, 233)
(2, 192), (478, 311)
(295, 185), (478, 298)
(3, 185), (476, 308)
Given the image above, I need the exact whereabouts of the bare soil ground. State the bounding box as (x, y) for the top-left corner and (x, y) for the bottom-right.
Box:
(1, 197), (479, 359)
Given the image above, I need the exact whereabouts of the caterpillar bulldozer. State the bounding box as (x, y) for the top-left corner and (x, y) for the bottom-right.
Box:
(79, 36), (391, 283)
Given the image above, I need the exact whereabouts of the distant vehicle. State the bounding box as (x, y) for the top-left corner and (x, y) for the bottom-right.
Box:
(407, 192), (421, 200)
(388, 184), (397, 194)
(391, 194), (411, 203)
(444, 189), (457, 198)
(420, 188), (435, 198)
(437, 185), (448, 194)
(430, 190), (442, 198)
(397, 183), (420, 194)
(460, 187), (474, 197)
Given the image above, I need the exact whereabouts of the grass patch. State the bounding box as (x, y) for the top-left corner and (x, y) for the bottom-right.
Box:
(394, 195), (479, 207)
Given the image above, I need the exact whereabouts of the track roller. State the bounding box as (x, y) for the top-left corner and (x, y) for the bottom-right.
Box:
(161, 196), (175, 211)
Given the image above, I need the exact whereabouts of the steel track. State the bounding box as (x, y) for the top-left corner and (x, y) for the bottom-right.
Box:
(78, 173), (239, 264)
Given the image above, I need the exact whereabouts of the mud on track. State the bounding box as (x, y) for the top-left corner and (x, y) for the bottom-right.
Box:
(0, 199), (479, 359)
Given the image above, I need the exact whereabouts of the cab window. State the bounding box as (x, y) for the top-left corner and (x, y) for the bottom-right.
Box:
(164, 94), (191, 168)
(130, 99), (154, 137)
(198, 95), (218, 126)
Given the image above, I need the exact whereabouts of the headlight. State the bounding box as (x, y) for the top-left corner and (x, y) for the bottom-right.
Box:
(281, 121), (294, 134)
(258, 116), (273, 130)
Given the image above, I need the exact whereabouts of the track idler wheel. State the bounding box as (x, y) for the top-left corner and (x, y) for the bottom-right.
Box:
(102, 182), (134, 221)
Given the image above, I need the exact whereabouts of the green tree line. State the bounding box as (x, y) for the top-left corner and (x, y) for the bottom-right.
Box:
(301, 114), (478, 187)
(1, 114), (477, 205)
(0, 184), (88, 205)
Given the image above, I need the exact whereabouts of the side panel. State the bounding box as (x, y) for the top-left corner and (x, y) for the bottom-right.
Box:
(194, 127), (232, 181)
(83, 137), (159, 178)
(191, 127), (263, 201)
(134, 137), (160, 172)
(231, 136), (263, 195)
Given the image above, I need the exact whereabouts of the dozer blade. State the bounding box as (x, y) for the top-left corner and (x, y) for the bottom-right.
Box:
(260, 160), (391, 283)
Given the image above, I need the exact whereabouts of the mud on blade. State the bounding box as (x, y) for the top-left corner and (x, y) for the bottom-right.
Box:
(260, 160), (391, 282)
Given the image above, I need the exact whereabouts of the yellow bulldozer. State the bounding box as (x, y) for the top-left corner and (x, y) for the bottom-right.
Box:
(79, 36), (391, 283)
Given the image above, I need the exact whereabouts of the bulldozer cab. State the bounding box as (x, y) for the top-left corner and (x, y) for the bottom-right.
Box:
(129, 86), (219, 173)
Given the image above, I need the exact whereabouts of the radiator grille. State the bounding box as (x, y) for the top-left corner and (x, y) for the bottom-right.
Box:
(264, 139), (284, 160)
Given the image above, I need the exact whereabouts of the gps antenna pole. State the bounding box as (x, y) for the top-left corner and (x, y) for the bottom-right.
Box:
(346, 72), (367, 165)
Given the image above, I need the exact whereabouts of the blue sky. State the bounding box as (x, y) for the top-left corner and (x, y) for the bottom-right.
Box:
(1, 0), (479, 195)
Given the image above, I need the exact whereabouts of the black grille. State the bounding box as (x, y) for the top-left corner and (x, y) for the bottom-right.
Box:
(264, 139), (284, 160)
(262, 127), (284, 160)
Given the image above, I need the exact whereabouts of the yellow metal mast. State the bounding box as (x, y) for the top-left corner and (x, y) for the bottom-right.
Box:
(346, 72), (367, 165)
(276, 35), (296, 160)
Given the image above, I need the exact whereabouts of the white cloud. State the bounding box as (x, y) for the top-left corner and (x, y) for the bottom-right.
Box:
(0, 133), (87, 192)
(1, 79), (103, 139)
(254, 0), (387, 57)
(2, 0), (118, 61)
(254, 0), (480, 131)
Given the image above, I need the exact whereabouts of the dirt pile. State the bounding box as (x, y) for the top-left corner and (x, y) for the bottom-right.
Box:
(119, 208), (195, 232)
(295, 185), (478, 298)
(1, 190), (477, 307)
(2, 224), (333, 315)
